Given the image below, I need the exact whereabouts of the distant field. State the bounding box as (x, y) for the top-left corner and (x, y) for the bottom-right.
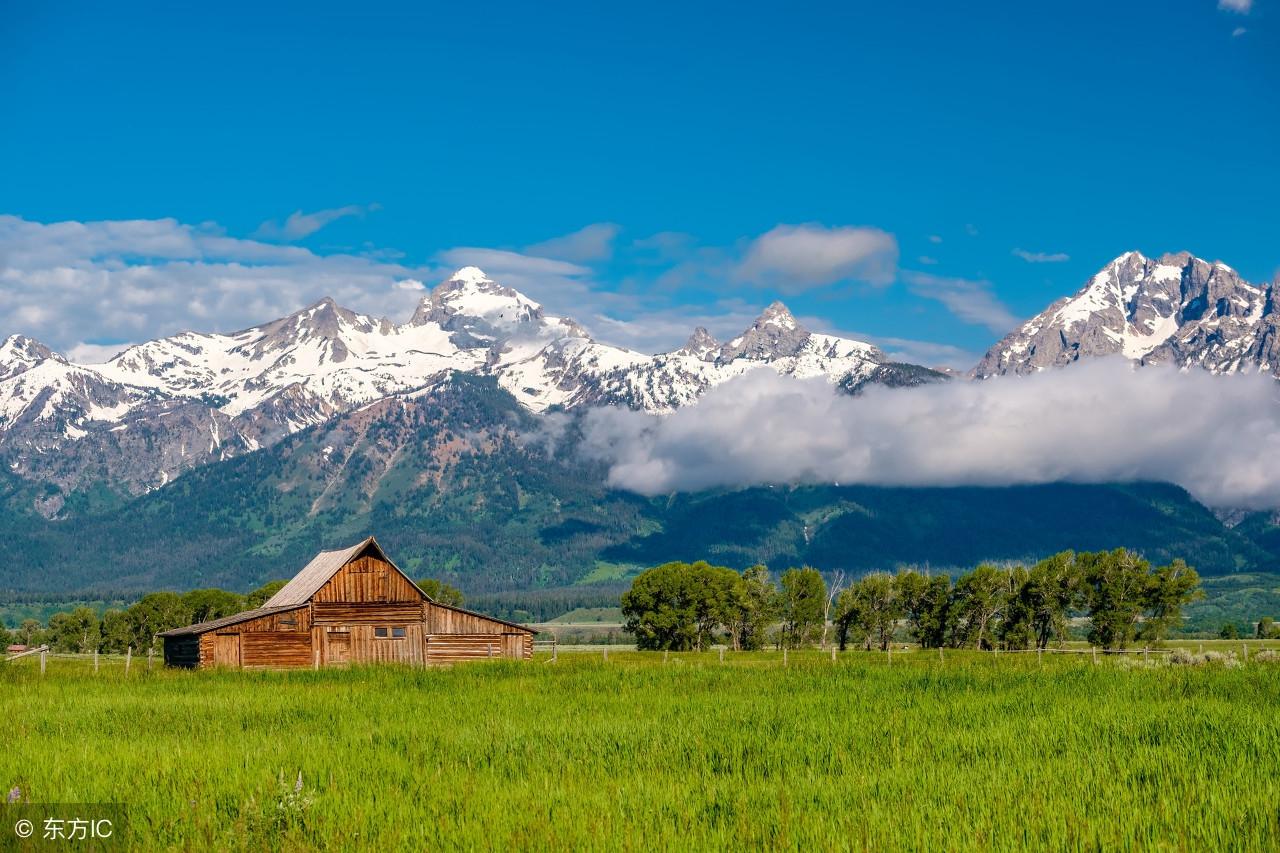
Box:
(3, 649), (1279, 850)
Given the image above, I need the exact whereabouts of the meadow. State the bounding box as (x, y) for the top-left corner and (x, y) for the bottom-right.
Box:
(3, 648), (1279, 851)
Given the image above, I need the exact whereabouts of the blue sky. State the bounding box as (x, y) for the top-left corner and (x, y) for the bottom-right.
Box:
(1, 0), (1275, 366)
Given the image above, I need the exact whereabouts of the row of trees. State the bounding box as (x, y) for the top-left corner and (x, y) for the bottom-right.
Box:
(1, 576), (464, 654)
(838, 549), (1201, 651)
(620, 549), (1204, 652)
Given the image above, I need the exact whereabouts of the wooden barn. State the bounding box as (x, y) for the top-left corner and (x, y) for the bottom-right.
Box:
(159, 536), (534, 669)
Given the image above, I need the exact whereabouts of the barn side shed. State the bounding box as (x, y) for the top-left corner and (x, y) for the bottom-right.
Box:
(160, 537), (534, 668)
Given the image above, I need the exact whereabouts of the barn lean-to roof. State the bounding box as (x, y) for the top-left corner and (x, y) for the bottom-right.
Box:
(157, 604), (308, 637)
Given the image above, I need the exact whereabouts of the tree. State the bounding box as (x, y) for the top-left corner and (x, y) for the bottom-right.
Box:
(1219, 622), (1240, 640)
(182, 589), (245, 623)
(417, 578), (465, 607)
(778, 567), (826, 649)
(127, 593), (191, 652)
(1004, 551), (1082, 650)
(0, 624), (11, 648)
(836, 573), (900, 651)
(732, 565), (778, 651)
(15, 619), (44, 647)
(1141, 559), (1201, 644)
(1257, 617), (1280, 640)
(100, 610), (133, 654)
(820, 571), (845, 650)
(48, 607), (101, 653)
(894, 570), (951, 648)
(951, 564), (1009, 649)
(1081, 549), (1150, 650)
(621, 561), (740, 651)
(245, 580), (288, 609)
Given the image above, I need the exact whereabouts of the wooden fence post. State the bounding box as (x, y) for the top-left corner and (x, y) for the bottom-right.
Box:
(830, 647), (836, 664)
(720, 647), (725, 664)
(663, 650), (668, 663)
(783, 648), (788, 667)
(40, 648), (46, 676)
(552, 641), (558, 663)
(147, 647), (154, 670)
(1092, 646), (1097, 665)
(938, 646), (944, 663)
(603, 646), (608, 663)
(94, 649), (99, 673)
(887, 645), (892, 665)
(1037, 647), (1042, 665)
(1243, 643), (1248, 662)
(125, 647), (132, 675)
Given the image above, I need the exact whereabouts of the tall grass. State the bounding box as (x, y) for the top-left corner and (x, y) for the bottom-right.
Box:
(3, 651), (1278, 851)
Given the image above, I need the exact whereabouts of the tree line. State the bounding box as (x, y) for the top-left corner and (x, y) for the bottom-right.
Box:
(620, 549), (1205, 652)
(1, 576), (463, 654)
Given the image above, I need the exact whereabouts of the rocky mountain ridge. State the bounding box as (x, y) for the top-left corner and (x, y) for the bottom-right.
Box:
(0, 266), (932, 502)
(975, 251), (1278, 378)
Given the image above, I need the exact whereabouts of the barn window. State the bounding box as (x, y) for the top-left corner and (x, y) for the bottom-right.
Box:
(392, 627), (406, 638)
(374, 627), (388, 638)
(374, 627), (406, 639)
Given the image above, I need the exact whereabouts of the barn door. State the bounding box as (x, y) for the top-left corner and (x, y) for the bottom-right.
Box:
(326, 630), (351, 666)
(213, 633), (240, 667)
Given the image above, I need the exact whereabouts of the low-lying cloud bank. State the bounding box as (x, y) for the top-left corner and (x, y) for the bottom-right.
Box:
(573, 359), (1280, 509)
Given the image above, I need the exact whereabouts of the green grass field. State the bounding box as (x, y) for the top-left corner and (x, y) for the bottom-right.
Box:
(3, 649), (1279, 851)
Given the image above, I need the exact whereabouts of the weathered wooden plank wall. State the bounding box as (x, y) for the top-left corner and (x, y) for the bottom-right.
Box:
(312, 556), (420, 603)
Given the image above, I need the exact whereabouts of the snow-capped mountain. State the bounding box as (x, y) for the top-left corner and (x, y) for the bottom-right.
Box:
(975, 251), (1278, 377)
(0, 266), (928, 501)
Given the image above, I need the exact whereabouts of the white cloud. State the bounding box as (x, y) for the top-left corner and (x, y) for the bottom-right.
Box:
(1013, 248), (1070, 263)
(734, 223), (898, 292)
(1218, 0), (1252, 13)
(0, 215), (429, 354)
(928, 235), (943, 244)
(1233, 26), (1248, 35)
(918, 255), (939, 265)
(253, 204), (377, 241)
(574, 361), (1280, 508)
(903, 270), (1020, 334)
(524, 223), (620, 263)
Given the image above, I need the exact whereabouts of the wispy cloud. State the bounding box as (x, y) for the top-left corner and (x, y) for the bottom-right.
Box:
(1233, 26), (1248, 35)
(524, 223), (620, 263)
(1013, 248), (1070, 263)
(733, 223), (898, 292)
(1218, 0), (1252, 13)
(574, 360), (1280, 508)
(903, 270), (1020, 334)
(253, 204), (378, 241)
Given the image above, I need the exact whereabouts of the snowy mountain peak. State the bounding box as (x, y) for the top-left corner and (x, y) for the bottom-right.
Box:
(677, 327), (720, 361)
(447, 265), (494, 286)
(0, 334), (60, 381)
(719, 301), (811, 362)
(975, 250), (1272, 378)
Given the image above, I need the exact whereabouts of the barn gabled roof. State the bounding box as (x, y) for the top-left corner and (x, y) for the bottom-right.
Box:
(262, 536), (420, 608)
(157, 603), (308, 637)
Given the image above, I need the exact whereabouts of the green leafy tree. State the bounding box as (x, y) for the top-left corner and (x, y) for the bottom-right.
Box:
(0, 624), (13, 648)
(1082, 549), (1152, 650)
(15, 619), (45, 647)
(778, 567), (826, 649)
(182, 589), (245, 623)
(836, 573), (900, 651)
(1257, 617), (1280, 640)
(1219, 622), (1240, 640)
(894, 570), (951, 648)
(48, 607), (101, 653)
(245, 580), (288, 608)
(127, 593), (192, 652)
(417, 578), (466, 607)
(1141, 559), (1201, 644)
(998, 565), (1035, 650)
(950, 564), (1009, 649)
(100, 610), (133, 654)
(621, 561), (740, 651)
(732, 565), (778, 651)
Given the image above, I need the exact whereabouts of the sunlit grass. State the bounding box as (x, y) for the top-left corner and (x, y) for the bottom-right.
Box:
(3, 650), (1279, 850)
